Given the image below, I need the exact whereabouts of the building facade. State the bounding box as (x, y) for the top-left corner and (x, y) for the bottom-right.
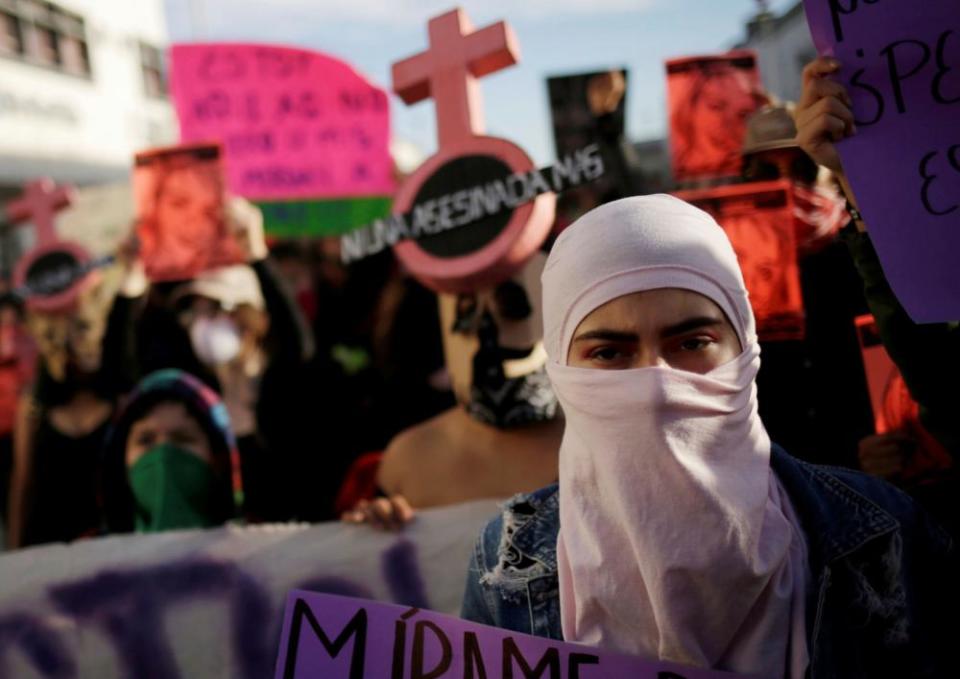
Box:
(0, 0), (175, 275)
(737, 2), (817, 105)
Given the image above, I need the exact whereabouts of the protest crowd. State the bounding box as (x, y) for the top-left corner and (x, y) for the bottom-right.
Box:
(0, 1), (957, 678)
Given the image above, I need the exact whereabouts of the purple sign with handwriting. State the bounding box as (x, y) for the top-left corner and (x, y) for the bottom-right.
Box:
(275, 590), (746, 679)
(801, 0), (960, 323)
(170, 43), (395, 201)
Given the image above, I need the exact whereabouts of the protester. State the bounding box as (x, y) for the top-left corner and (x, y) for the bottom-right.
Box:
(341, 254), (562, 529)
(796, 56), (959, 536)
(462, 195), (957, 678)
(101, 369), (238, 533)
(6, 244), (145, 548)
(136, 198), (323, 522)
(741, 103), (874, 467)
(310, 243), (453, 466)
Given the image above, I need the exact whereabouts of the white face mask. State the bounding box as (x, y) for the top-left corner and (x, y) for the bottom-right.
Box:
(189, 315), (241, 367)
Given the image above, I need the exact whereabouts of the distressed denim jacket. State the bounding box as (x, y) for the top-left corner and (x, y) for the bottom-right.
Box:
(461, 446), (959, 678)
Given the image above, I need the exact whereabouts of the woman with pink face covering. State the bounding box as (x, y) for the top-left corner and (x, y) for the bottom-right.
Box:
(461, 195), (957, 678)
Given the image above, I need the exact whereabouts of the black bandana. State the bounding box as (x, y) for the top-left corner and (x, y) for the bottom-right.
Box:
(465, 311), (558, 428)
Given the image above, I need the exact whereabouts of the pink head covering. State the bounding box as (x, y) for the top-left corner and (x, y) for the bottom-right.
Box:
(543, 195), (809, 677)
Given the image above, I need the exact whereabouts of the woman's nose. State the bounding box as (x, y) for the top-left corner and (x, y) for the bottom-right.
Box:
(631, 348), (665, 369)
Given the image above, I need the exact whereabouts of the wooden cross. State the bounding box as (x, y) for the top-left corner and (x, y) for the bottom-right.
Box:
(4, 178), (73, 246)
(392, 8), (520, 147)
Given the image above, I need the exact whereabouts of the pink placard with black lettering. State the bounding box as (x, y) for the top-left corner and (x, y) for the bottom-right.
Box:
(170, 43), (394, 201)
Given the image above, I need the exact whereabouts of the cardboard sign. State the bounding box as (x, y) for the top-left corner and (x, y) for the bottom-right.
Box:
(134, 143), (244, 282)
(386, 9), (556, 293)
(4, 178), (104, 313)
(0, 365), (15, 435)
(170, 43), (394, 201)
(547, 69), (629, 224)
(854, 314), (901, 434)
(258, 196), (392, 238)
(276, 591), (745, 679)
(674, 181), (805, 341)
(666, 51), (765, 184)
(801, 0), (960, 323)
(56, 182), (136, 256)
(854, 314), (954, 479)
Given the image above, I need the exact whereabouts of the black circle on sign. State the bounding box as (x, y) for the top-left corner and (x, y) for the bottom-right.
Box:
(25, 250), (83, 297)
(413, 154), (515, 259)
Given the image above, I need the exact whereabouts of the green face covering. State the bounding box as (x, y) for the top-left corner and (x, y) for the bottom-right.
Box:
(128, 443), (219, 532)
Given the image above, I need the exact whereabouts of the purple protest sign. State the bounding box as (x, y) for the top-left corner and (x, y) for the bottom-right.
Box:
(801, 0), (960, 323)
(275, 590), (747, 679)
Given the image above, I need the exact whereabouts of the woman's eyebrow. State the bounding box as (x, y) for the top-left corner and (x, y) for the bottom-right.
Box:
(660, 316), (724, 338)
(572, 329), (639, 343)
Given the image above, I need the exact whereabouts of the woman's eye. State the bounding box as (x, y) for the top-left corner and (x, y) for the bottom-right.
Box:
(171, 431), (201, 446)
(589, 346), (623, 362)
(679, 337), (713, 351)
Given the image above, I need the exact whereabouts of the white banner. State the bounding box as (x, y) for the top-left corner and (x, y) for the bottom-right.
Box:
(0, 500), (500, 678)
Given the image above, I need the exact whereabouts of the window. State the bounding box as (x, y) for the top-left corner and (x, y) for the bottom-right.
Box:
(0, 11), (23, 56)
(0, 1), (90, 77)
(31, 23), (58, 66)
(140, 42), (166, 98)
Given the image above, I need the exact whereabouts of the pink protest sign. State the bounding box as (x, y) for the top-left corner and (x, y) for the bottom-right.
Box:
(801, 0), (960, 322)
(170, 43), (394, 201)
(276, 590), (748, 679)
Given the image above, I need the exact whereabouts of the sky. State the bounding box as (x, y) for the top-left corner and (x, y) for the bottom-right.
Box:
(162, 0), (799, 165)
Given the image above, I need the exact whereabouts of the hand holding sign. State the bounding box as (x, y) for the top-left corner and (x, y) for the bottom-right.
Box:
(801, 0), (960, 322)
(226, 196), (269, 262)
(795, 57), (857, 176)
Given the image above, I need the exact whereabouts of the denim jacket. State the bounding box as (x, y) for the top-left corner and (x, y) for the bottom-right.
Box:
(461, 446), (958, 678)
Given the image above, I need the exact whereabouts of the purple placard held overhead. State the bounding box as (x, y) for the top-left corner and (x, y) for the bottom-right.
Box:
(275, 590), (748, 679)
(801, 0), (960, 323)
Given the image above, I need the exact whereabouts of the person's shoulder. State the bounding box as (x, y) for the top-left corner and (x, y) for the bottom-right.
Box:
(812, 461), (931, 524)
(387, 409), (458, 454)
(772, 446), (953, 553)
(379, 409), (459, 491)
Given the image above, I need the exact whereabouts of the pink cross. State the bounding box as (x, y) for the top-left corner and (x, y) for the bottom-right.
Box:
(392, 8), (520, 147)
(4, 178), (74, 246)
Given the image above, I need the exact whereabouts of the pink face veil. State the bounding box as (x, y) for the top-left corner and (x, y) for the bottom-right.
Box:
(542, 195), (809, 678)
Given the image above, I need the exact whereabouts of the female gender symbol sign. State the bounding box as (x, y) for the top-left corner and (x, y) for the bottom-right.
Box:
(5, 178), (100, 312)
(390, 8), (556, 293)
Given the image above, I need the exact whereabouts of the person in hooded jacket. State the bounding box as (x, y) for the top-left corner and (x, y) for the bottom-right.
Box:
(462, 195), (957, 679)
(102, 369), (238, 533)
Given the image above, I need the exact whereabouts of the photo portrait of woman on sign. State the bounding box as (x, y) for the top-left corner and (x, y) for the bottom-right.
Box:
(135, 144), (244, 282)
(667, 53), (767, 183)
